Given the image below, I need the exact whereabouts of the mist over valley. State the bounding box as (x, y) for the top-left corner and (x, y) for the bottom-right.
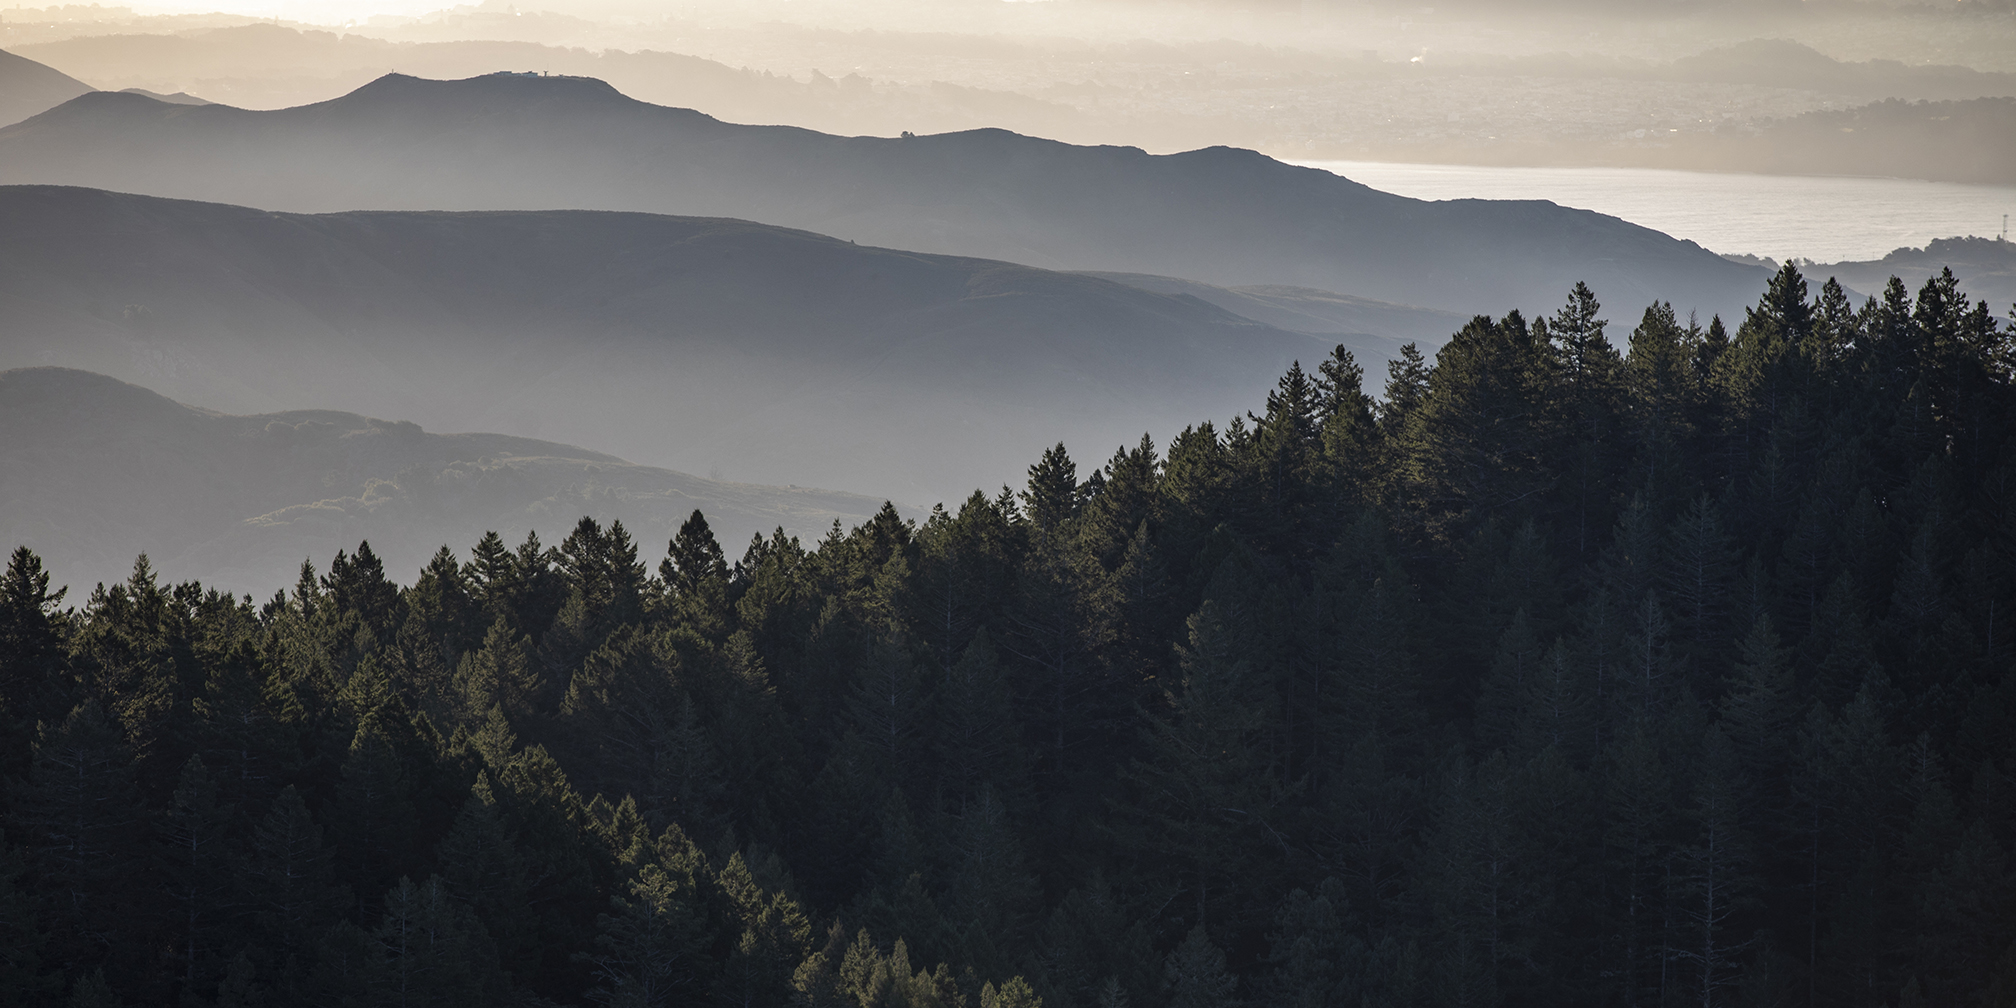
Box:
(0, 366), (908, 597)
(1, 3), (2015, 1008)
(0, 184), (1377, 502)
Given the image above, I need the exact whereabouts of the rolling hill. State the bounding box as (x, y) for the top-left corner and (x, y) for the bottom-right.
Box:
(0, 47), (90, 127)
(0, 185), (1343, 505)
(0, 367), (905, 597)
(1812, 237), (2016, 313)
(0, 71), (1769, 319)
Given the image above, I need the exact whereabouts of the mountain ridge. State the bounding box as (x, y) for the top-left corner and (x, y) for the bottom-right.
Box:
(0, 365), (906, 597)
(0, 184), (1340, 504)
(0, 71), (1769, 318)
(0, 46), (91, 127)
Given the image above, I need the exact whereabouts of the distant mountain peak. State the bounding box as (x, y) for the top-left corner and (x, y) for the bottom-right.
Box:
(336, 70), (636, 108)
(0, 69), (1764, 318)
(0, 46), (93, 128)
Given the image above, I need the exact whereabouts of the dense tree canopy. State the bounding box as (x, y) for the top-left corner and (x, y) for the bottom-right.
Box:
(3, 264), (2014, 1008)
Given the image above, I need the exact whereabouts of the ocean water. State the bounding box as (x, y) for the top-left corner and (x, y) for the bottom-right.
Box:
(1293, 160), (2016, 265)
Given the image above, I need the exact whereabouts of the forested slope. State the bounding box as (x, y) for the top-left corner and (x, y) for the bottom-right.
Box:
(2, 264), (2013, 1008)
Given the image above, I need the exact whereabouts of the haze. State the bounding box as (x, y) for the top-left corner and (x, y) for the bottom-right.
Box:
(4, 0), (2016, 1006)
(7, 0), (2012, 176)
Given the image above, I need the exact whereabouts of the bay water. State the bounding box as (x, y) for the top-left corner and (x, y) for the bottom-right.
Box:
(1294, 160), (2016, 265)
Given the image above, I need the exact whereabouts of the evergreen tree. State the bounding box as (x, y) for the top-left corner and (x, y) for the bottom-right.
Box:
(1163, 926), (1237, 1008)
(1671, 726), (1757, 1008)
(1022, 445), (1081, 536)
(160, 756), (237, 994)
(455, 618), (541, 725)
(1115, 602), (1277, 930)
(242, 785), (349, 962)
(0, 829), (58, 1006)
(1397, 312), (1554, 537)
(581, 864), (708, 1008)
(1258, 879), (1365, 1008)
(367, 875), (507, 1008)
(6, 702), (144, 976)
(1660, 495), (1738, 669)
(1, 274), (2012, 1005)
(0, 547), (68, 767)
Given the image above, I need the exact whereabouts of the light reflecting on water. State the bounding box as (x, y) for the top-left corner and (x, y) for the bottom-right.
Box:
(1294, 160), (2016, 265)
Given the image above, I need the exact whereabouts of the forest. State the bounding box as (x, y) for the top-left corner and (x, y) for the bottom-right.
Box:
(2, 263), (2014, 1008)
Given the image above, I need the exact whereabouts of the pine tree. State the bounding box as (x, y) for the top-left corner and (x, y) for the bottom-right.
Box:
(1076, 436), (1160, 573)
(242, 785), (349, 960)
(65, 969), (120, 1008)
(840, 636), (930, 798)
(160, 756), (237, 993)
(1396, 312), (1555, 536)
(1620, 592), (1676, 716)
(1116, 602), (1277, 930)
(1671, 726), (1756, 1008)
(1718, 615), (1795, 797)
(1474, 609), (1543, 755)
(212, 951), (264, 1008)
(714, 850), (814, 1008)
(838, 927), (894, 1008)
(455, 618), (541, 725)
(367, 875), (506, 1008)
(942, 786), (1041, 979)
(1602, 721), (1672, 1008)
(981, 976), (1044, 1008)
(333, 707), (424, 895)
(932, 630), (1022, 805)
(0, 547), (69, 771)
(581, 864), (707, 1008)
(1624, 302), (1703, 498)
(1035, 872), (1156, 1008)
(0, 829), (58, 1006)
(6, 701), (143, 973)
(1164, 925), (1237, 1008)
(436, 776), (537, 971)
(660, 510), (733, 637)
(1259, 879), (1365, 1008)
(1022, 444), (1082, 536)
(1380, 343), (1432, 437)
(1548, 282), (1626, 556)
(1660, 496), (1738, 668)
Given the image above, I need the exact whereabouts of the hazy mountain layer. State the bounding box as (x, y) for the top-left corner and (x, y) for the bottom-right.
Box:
(1812, 237), (2016, 314)
(1080, 271), (1470, 349)
(0, 46), (89, 127)
(0, 71), (1768, 318)
(1658, 97), (2016, 186)
(10, 26), (1086, 141)
(12, 21), (2016, 177)
(0, 367), (904, 597)
(0, 185), (1337, 504)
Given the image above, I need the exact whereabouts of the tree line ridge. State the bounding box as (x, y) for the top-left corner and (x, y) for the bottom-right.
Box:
(1, 263), (2013, 1007)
